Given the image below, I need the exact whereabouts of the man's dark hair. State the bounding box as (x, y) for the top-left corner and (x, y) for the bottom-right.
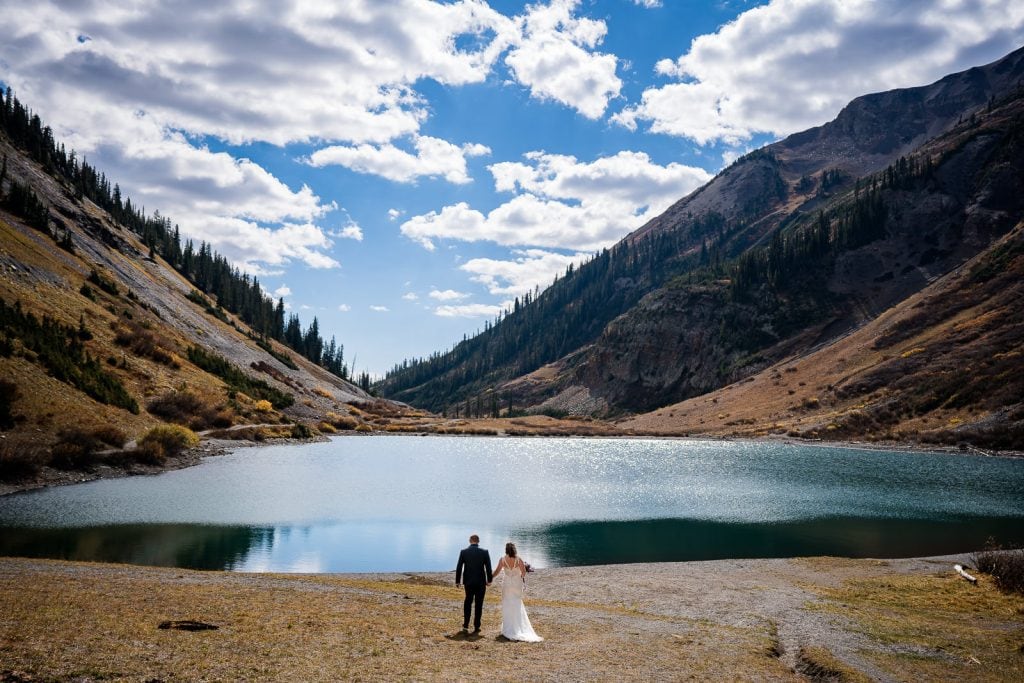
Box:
(469, 534), (480, 543)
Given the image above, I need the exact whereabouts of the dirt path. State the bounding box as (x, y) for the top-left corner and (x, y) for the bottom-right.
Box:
(1, 554), (1020, 681)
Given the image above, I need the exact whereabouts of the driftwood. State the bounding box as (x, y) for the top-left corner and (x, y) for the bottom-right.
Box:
(954, 564), (977, 584)
(158, 619), (219, 631)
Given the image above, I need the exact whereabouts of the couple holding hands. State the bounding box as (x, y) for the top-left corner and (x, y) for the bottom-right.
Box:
(455, 534), (543, 642)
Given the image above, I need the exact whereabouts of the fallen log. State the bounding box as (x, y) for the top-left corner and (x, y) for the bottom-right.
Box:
(954, 564), (977, 584)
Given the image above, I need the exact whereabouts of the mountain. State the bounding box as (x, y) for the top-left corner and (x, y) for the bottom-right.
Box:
(0, 92), (390, 485)
(378, 46), (1024, 449)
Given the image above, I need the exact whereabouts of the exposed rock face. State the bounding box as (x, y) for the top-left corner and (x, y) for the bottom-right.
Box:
(571, 92), (1024, 416)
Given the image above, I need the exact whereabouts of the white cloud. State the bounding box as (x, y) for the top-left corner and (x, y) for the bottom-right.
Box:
(461, 249), (589, 297)
(402, 292), (419, 301)
(429, 289), (471, 301)
(338, 304), (351, 312)
(614, 0), (1024, 144)
(307, 135), (491, 184)
(632, 0), (662, 7)
(434, 302), (511, 318)
(335, 224), (364, 241)
(370, 305), (390, 312)
(273, 285), (292, 298)
(504, 0), (622, 118)
(401, 150), (711, 251)
(0, 0), (624, 273)
(388, 208), (405, 221)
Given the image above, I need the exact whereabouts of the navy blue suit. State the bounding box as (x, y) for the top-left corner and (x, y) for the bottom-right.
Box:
(455, 543), (493, 629)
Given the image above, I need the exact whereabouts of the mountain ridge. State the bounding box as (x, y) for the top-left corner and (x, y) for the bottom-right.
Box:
(378, 45), (1024, 450)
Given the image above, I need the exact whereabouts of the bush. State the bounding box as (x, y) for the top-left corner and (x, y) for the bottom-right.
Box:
(354, 423), (373, 433)
(253, 399), (273, 412)
(132, 440), (166, 466)
(318, 421), (338, 434)
(50, 426), (124, 470)
(0, 379), (19, 430)
(114, 323), (179, 367)
(972, 546), (1024, 595)
(138, 424), (199, 456)
(90, 425), (128, 448)
(0, 442), (47, 481)
(290, 423), (314, 439)
(148, 389), (233, 430)
(325, 412), (359, 430)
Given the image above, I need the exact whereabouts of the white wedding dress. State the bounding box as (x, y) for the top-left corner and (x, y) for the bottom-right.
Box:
(498, 557), (543, 642)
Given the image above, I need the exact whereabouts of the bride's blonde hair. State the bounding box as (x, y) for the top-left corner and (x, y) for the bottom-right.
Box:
(505, 542), (517, 558)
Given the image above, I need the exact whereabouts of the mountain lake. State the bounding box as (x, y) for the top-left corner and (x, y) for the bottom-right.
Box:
(0, 436), (1021, 572)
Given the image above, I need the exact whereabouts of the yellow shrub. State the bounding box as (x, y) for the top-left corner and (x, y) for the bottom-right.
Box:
(138, 424), (200, 456)
(253, 399), (273, 412)
(313, 387), (332, 399)
(354, 423), (373, 433)
(318, 421), (338, 434)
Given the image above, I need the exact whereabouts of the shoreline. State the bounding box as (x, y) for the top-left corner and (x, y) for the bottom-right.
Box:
(1, 552), (1021, 680)
(2, 430), (1021, 498)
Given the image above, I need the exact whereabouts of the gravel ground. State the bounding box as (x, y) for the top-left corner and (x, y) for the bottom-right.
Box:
(1, 553), (1020, 682)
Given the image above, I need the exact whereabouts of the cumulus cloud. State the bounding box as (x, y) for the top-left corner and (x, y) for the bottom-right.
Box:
(402, 292), (419, 301)
(388, 209), (405, 221)
(308, 136), (491, 184)
(338, 304), (351, 312)
(401, 150), (711, 251)
(504, 0), (622, 118)
(632, 0), (662, 7)
(273, 285), (292, 298)
(614, 0), (1024, 144)
(370, 305), (390, 312)
(429, 289), (471, 301)
(334, 224), (364, 241)
(0, 0), (624, 272)
(461, 249), (589, 297)
(434, 302), (511, 318)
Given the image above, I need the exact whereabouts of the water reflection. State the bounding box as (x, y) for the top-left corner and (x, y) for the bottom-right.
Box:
(0, 525), (273, 570)
(523, 516), (1024, 567)
(0, 515), (1020, 572)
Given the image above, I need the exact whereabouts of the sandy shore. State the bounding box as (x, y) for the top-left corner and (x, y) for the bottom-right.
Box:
(0, 553), (1021, 681)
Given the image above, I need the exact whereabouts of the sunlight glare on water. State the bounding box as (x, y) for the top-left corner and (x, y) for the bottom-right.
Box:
(0, 436), (1021, 571)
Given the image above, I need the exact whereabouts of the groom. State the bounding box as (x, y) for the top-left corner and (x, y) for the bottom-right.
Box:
(455, 534), (493, 633)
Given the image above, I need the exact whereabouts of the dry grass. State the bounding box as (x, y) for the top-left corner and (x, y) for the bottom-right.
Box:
(811, 570), (1024, 681)
(0, 559), (795, 682)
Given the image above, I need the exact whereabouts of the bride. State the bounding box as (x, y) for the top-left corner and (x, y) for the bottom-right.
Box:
(492, 542), (543, 642)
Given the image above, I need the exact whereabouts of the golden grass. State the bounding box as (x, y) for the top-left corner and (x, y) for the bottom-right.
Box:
(811, 571), (1024, 681)
(0, 559), (795, 682)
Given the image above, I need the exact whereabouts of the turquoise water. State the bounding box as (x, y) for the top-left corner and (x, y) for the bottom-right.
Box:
(0, 436), (1021, 572)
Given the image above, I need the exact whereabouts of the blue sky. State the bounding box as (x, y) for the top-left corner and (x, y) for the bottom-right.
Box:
(2, 0), (1022, 375)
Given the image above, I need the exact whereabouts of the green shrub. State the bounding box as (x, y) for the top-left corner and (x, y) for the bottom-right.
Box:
(138, 424), (199, 456)
(187, 346), (294, 409)
(0, 299), (138, 414)
(290, 423), (314, 439)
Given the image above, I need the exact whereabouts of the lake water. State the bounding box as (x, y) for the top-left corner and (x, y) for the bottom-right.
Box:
(0, 436), (1021, 572)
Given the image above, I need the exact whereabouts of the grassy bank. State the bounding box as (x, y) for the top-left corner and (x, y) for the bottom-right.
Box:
(0, 555), (1021, 681)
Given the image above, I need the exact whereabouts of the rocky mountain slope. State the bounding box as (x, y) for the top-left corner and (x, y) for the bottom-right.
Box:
(0, 108), (381, 479)
(380, 46), (1024, 450)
